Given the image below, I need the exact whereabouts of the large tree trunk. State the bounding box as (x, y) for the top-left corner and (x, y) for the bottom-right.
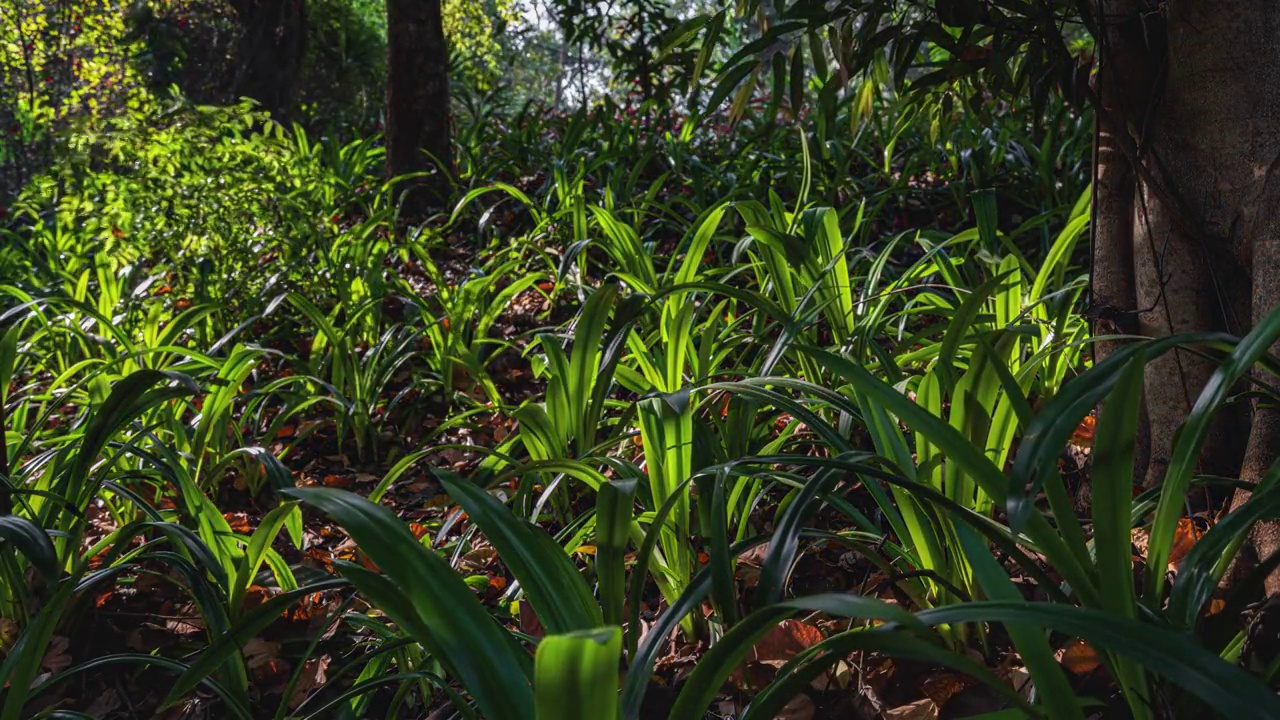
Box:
(385, 0), (454, 217)
(1092, 2), (1280, 592)
(228, 0), (308, 120)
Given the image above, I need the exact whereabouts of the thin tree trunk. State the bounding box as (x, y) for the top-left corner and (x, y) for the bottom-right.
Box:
(228, 0), (307, 120)
(385, 0), (454, 217)
(1089, 0), (1146, 489)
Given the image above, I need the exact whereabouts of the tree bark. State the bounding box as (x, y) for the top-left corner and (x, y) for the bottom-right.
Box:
(385, 0), (454, 217)
(228, 0), (308, 120)
(1095, 1), (1280, 592)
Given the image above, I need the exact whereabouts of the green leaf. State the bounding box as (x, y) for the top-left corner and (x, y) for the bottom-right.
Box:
(918, 602), (1280, 718)
(165, 580), (348, 707)
(0, 515), (58, 584)
(596, 479), (636, 628)
(1148, 304), (1280, 600)
(668, 594), (921, 719)
(956, 526), (1081, 720)
(438, 470), (603, 633)
(284, 487), (535, 720)
(534, 627), (622, 720)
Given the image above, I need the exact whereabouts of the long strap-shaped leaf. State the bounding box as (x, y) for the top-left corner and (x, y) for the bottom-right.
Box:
(285, 487), (535, 720)
(1148, 305), (1280, 600)
(919, 602), (1280, 719)
(439, 470), (603, 633)
(801, 346), (1100, 606)
(535, 627), (623, 720)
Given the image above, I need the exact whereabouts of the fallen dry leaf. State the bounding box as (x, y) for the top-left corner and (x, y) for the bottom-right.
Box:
(1169, 517), (1208, 568)
(85, 687), (122, 716)
(288, 655), (330, 709)
(775, 692), (816, 720)
(1132, 517), (1210, 571)
(164, 604), (204, 635)
(460, 545), (497, 571)
(731, 619), (824, 689)
(223, 512), (253, 533)
(1069, 414), (1095, 448)
(885, 698), (939, 720)
(519, 598), (545, 639)
(322, 473), (351, 488)
(921, 672), (971, 706)
(1059, 638), (1102, 675)
(244, 637), (281, 672)
(41, 636), (71, 673)
(749, 620), (824, 665)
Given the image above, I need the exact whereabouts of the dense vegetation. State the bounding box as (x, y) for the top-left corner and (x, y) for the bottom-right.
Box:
(3, 1), (1279, 719)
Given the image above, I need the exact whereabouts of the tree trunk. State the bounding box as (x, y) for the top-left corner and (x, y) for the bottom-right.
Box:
(228, 0), (307, 120)
(1093, 2), (1280, 592)
(385, 0), (454, 217)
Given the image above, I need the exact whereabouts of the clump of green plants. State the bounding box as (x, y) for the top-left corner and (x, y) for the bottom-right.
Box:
(7, 2), (1280, 717)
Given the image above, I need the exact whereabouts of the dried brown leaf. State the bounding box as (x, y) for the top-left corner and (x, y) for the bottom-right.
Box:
(884, 698), (939, 720)
(1059, 638), (1102, 675)
(288, 655), (331, 709)
(41, 635), (72, 673)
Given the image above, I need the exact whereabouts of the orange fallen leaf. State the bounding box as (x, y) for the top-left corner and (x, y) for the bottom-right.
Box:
(1169, 517), (1208, 568)
(223, 512), (253, 534)
(1059, 638), (1101, 674)
(291, 591), (335, 622)
(1069, 414), (1095, 448)
(731, 619), (825, 688)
